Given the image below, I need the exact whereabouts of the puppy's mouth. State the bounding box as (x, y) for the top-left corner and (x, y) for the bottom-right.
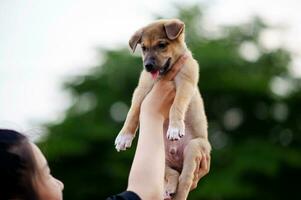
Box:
(149, 58), (171, 79)
(159, 58), (171, 75)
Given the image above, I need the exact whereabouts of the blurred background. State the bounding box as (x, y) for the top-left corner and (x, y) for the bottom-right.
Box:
(1, 0), (301, 199)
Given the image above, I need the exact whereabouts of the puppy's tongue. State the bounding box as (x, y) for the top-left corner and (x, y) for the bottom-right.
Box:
(151, 70), (159, 79)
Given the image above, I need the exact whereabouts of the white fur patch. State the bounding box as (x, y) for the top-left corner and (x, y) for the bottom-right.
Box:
(115, 133), (135, 152)
(167, 124), (185, 140)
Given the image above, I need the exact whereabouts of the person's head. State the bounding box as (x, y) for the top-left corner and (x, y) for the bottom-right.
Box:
(0, 129), (64, 200)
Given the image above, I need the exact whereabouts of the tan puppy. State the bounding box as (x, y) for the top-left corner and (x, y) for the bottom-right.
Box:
(115, 19), (211, 200)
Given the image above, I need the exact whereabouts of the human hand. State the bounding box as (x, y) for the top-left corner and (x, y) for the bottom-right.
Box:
(140, 54), (188, 120)
(190, 152), (211, 191)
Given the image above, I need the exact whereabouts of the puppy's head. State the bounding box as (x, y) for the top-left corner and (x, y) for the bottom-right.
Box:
(129, 19), (186, 79)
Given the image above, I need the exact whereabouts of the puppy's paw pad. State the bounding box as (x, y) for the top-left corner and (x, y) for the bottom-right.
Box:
(164, 185), (176, 200)
(167, 124), (185, 141)
(115, 133), (134, 152)
(164, 190), (175, 200)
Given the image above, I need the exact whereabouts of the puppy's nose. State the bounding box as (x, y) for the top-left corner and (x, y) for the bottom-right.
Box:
(144, 60), (155, 72)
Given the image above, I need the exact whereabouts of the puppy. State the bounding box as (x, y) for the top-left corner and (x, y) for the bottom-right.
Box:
(115, 19), (211, 200)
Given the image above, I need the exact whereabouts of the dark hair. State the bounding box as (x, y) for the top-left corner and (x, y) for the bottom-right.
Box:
(0, 129), (40, 200)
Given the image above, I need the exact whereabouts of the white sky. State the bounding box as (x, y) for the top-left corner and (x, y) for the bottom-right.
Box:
(0, 0), (300, 138)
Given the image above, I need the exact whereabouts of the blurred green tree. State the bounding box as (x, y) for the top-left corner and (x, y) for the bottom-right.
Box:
(39, 5), (301, 200)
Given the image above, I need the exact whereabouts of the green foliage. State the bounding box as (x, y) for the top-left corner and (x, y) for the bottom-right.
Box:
(39, 5), (301, 200)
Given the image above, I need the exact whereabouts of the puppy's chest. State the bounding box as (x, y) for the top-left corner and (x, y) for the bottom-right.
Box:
(163, 120), (193, 172)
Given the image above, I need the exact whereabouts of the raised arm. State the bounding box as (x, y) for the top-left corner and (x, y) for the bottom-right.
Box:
(127, 55), (188, 200)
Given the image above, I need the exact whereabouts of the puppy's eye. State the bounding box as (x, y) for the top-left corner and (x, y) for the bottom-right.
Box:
(142, 46), (146, 51)
(158, 42), (167, 49)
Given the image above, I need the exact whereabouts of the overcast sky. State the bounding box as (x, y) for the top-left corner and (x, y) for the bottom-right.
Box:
(0, 0), (300, 139)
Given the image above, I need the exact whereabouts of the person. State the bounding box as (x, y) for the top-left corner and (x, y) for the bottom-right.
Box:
(107, 54), (210, 200)
(0, 129), (64, 200)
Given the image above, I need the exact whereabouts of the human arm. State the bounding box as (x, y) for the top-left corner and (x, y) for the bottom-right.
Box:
(127, 55), (188, 200)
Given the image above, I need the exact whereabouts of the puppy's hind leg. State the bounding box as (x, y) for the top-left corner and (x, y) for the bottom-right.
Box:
(164, 165), (180, 200)
(173, 138), (209, 200)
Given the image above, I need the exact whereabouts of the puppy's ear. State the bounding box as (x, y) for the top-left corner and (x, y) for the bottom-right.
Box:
(129, 29), (143, 52)
(164, 19), (185, 40)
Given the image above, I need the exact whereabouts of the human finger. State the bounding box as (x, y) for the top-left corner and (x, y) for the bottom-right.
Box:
(190, 154), (203, 191)
(198, 153), (209, 178)
(206, 154), (211, 173)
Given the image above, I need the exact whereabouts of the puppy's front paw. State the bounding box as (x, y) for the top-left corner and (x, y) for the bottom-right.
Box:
(167, 121), (185, 141)
(115, 132), (135, 152)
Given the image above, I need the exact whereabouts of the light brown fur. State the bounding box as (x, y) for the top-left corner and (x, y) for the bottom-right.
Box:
(115, 19), (211, 200)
